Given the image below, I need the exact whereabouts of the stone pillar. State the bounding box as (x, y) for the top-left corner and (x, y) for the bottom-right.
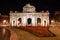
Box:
(22, 17), (26, 26)
(32, 17), (35, 26)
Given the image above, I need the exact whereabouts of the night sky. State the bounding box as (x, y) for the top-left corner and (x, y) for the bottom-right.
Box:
(0, 0), (60, 16)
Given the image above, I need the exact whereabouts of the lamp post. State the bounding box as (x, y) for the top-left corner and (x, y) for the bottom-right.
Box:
(2, 20), (6, 35)
(51, 20), (55, 27)
(51, 20), (54, 23)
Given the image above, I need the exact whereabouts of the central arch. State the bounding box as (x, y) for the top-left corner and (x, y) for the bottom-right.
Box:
(37, 18), (41, 26)
(27, 18), (32, 26)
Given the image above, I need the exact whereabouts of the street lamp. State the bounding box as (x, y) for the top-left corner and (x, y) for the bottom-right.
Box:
(51, 20), (55, 23)
(3, 20), (7, 24)
(51, 20), (55, 27)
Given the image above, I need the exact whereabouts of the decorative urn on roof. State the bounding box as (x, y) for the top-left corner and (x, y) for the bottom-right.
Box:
(23, 4), (36, 13)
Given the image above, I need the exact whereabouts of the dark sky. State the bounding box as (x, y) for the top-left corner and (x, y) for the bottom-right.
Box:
(0, 0), (60, 15)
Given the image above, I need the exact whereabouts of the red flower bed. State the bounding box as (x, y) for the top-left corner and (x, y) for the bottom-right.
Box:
(18, 26), (54, 36)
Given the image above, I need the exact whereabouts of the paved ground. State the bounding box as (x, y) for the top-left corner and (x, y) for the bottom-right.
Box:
(8, 27), (19, 40)
(0, 26), (19, 40)
(1, 26), (60, 40)
(12, 27), (60, 40)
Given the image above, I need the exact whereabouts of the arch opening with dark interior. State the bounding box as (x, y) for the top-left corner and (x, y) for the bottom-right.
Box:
(44, 21), (46, 26)
(27, 18), (32, 25)
(18, 18), (21, 24)
(37, 18), (41, 26)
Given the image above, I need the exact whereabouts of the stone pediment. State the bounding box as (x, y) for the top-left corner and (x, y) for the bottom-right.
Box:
(23, 4), (36, 13)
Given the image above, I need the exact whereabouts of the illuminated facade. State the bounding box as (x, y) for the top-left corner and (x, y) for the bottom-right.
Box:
(10, 4), (49, 26)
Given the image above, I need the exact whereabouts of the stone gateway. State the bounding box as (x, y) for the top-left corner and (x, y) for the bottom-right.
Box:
(10, 4), (49, 26)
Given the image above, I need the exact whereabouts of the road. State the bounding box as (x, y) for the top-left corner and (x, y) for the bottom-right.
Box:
(0, 27), (11, 40)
